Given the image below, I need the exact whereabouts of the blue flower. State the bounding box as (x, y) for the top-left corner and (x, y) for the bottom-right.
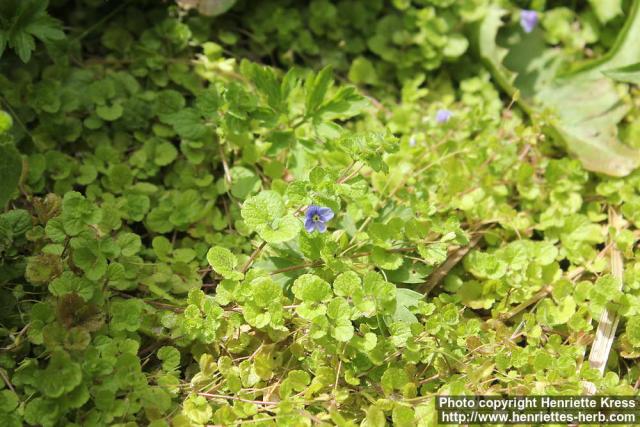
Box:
(435, 109), (453, 124)
(520, 9), (538, 33)
(305, 205), (334, 233)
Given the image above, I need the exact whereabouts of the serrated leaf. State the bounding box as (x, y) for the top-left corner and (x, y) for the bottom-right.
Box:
(110, 299), (144, 332)
(157, 346), (181, 371)
(333, 271), (361, 297)
(39, 351), (82, 398)
(49, 271), (95, 301)
(257, 214), (301, 243)
(292, 274), (332, 303)
(306, 65), (334, 113)
(241, 191), (285, 229)
(417, 242), (448, 266)
(206, 246), (243, 280)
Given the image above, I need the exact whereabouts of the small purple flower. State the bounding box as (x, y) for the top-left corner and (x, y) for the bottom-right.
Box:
(304, 205), (334, 233)
(435, 109), (453, 124)
(409, 136), (417, 147)
(520, 9), (538, 33)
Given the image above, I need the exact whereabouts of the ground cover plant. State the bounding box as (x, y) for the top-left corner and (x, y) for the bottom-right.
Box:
(2, 0), (640, 425)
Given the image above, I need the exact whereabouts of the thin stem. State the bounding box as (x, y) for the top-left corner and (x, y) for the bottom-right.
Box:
(241, 241), (267, 273)
(198, 392), (279, 406)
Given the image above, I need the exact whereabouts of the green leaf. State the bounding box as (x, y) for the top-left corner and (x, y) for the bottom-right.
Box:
(333, 271), (361, 297)
(241, 61), (283, 112)
(286, 370), (310, 390)
(117, 232), (142, 257)
(328, 298), (354, 341)
(366, 406), (387, 427)
(110, 299), (144, 332)
(241, 191), (285, 229)
(39, 351), (82, 398)
(241, 191), (301, 243)
(332, 320), (354, 342)
(588, 0), (623, 24)
(626, 315), (640, 347)
(25, 253), (63, 285)
(154, 141), (179, 166)
(0, 144), (22, 208)
(0, 111), (12, 133)
(229, 166), (260, 199)
(61, 192), (102, 236)
(464, 251), (507, 280)
(24, 398), (59, 427)
(49, 272), (95, 301)
(292, 274), (332, 303)
(177, 0), (237, 16)
(157, 346), (181, 371)
(206, 246), (243, 280)
(417, 243), (448, 266)
(371, 247), (403, 270)
(0, 390), (19, 413)
(250, 277), (282, 308)
(95, 103), (123, 121)
(604, 62), (640, 85)
(443, 34), (469, 59)
(71, 239), (107, 281)
(13, 32), (36, 62)
(392, 405), (415, 427)
(381, 367), (409, 394)
(348, 57), (378, 85)
(392, 288), (423, 324)
(164, 109), (207, 140)
(257, 214), (301, 243)
(182, 394), (212, 424)
(306, 65), (334, 113)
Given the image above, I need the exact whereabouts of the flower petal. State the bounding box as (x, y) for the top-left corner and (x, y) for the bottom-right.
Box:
(520, 10), (538, 33)
(305, 218), (317, 233)
(435, 109), (452, 123)
(305, 205), (320, 221)
(316, 222), (327, 233)
(317, 207), (334, 222)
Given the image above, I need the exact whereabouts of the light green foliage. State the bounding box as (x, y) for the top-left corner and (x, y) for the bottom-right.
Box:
(241, 191), (301, 243)
(207, 246), (242, 280)
(2, 1), (640, 426)
(110, 299), (144, 332)
(605, 62), (640, 85)
(157, 346), (181, 371)
(39, 351), (82, 398)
